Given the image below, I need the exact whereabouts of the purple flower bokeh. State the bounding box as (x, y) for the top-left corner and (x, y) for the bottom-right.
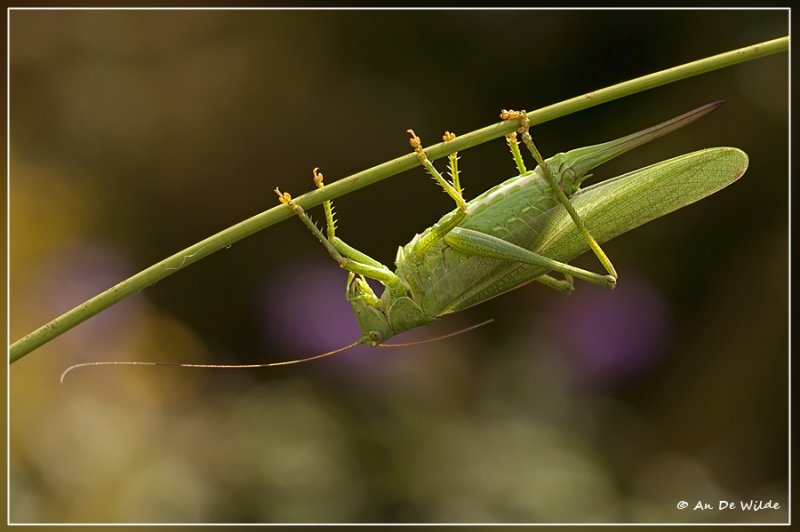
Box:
(536, 275), (673, 389)
(256, 261), (403, 383)
(31, 242), (139, 356)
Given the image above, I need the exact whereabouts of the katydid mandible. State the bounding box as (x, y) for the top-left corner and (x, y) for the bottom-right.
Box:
(60, 101), (748, 380)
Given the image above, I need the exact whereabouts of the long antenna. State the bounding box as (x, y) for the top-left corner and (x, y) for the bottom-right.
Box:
(59, 340), (365, 383)
(376, 319), (494, 348)
(59, 319), (495, 383)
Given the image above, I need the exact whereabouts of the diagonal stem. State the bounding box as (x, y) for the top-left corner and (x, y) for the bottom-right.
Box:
(9, 36), (788, 364)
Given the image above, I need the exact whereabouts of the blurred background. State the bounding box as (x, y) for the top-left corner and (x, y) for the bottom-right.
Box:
(9, 9), (788, 524)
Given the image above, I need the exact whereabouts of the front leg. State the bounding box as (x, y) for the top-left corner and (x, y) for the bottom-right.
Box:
(275, 187), (403, 291)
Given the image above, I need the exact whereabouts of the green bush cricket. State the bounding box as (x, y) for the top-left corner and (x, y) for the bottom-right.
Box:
(60, 101), (748, 380)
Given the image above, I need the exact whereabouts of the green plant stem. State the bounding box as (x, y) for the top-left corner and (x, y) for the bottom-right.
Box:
(9, 36), (788, 364)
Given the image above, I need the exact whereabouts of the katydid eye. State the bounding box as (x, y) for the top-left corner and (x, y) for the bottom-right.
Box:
(369, 331), (383, 342)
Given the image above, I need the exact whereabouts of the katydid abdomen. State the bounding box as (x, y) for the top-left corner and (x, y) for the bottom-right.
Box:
(394, 146), (747, 325)
(389, 101), (740, 330)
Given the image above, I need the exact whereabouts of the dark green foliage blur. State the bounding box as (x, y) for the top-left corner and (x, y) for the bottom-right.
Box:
(10, 9), (787, 523)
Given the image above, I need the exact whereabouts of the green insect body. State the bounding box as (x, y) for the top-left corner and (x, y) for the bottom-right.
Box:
(392, 103), (719, 323)
(58, 102), (749, 380)
(276, 101), (747, 349)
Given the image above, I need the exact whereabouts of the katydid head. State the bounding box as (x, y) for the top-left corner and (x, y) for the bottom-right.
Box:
(352, 303), (393, 346)
(345, 272), (394, 345)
